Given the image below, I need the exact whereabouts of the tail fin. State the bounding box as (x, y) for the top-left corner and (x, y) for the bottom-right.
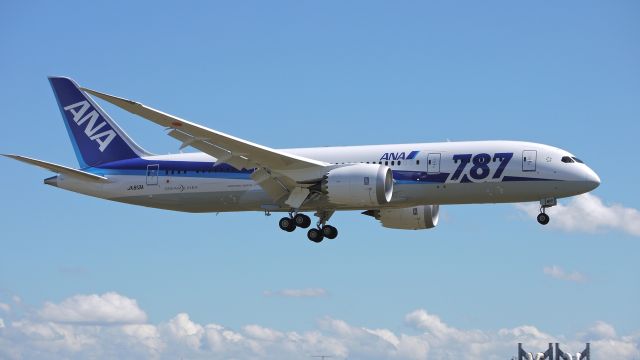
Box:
(48, 77), (152, 168)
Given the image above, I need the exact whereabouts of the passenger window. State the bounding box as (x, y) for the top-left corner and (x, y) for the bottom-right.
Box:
(391, 161), (395, 166)
(416, 160), (420, 165)
(398, 161), (401, 165)
(385, 161), (388, 166)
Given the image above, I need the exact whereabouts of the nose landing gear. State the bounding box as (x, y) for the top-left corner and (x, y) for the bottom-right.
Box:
(537, 212), (550, 225)
(537, 198), (556, 225)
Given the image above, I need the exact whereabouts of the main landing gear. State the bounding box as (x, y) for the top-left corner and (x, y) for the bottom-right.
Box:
(278, 213), (311, 232)
(537, 198), (557, 225)
(277, 211), (338, 243)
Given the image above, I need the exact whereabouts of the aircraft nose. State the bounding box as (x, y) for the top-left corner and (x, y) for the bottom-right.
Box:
(582, 166), (601, 191)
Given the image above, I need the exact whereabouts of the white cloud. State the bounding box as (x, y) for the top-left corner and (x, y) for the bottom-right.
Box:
(0, 292), (638, 360)
(578, 321), (617, 341)
(38, 292), (147, 325)
(0, 302), (10, 313)
(543, 265), (587, 283)
(515, 193), (640, 237)
(160, 313), (204, 350)
(263, 288), (327, 298)
(243, 324), (284, 341)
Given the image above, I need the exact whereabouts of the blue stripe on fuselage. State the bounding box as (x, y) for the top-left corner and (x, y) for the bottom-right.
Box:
(87, 157), (253, 179)
(85, 158), (562, 183)
(393, 171), (450, 184)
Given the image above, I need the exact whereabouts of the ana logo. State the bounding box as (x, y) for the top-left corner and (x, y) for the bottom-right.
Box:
(380, 150), (419, 161)
(63, 100), (117, 152)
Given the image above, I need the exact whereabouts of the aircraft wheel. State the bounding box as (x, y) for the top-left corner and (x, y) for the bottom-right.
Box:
(307, 228), (324, 243)
(294, 213), (311, 228)
(322, 225), (338, 239)
(537, 213), (550, 225)
(279, 217), (296, 232)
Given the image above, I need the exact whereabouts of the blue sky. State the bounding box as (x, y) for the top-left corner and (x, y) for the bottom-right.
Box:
(0, 1), (638, 358)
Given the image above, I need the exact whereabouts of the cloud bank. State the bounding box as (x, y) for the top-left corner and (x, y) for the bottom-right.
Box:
(0, 292), (638, 360)
(515, 194), (640, 237)
(38, 292), (147, 324)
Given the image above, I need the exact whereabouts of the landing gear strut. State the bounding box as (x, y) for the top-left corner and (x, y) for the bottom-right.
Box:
(537, 198), (556, 225)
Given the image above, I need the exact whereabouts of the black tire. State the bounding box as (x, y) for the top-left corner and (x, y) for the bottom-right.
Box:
(307, 228), (324, 243)
(294, 214), (311, 228)
(537, 213), (550, 225)
(322, 225), (338, 239)
(279, 217), (296, 232)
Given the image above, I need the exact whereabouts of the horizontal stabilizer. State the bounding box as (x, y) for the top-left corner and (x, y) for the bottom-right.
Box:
(2, 154), (109, 183)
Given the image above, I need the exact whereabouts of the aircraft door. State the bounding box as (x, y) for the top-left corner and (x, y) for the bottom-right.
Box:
(427, 153), (441, 174)
(522, 150), (537, 172)
(146, 164), (159, 185)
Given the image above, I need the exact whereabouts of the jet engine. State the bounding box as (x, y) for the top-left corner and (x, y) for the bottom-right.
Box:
(320, 164), (393, 207)
(363, 205), (440, 230)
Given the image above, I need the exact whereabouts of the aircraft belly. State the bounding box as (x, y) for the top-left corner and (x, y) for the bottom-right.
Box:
(111, 189), (272, 213)
(79, 174), (571, 212)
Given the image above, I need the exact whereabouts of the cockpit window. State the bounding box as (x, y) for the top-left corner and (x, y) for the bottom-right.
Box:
(571, 157), (584, 164)
(561, 156), (574, 163)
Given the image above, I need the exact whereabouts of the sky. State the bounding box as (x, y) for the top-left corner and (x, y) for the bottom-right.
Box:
(0, 1), (639, 359)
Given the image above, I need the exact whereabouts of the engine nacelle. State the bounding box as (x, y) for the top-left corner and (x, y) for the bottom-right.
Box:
(367, 205), (440, 230)
(323, 164), (393, 207)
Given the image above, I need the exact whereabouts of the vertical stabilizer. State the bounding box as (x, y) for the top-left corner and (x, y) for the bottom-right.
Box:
(48, 77), (151, 168)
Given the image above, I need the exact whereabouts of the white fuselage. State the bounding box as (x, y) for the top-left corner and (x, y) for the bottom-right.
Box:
(46, 140), (600, 213)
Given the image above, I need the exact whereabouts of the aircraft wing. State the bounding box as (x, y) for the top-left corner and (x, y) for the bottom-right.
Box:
(80, 88), (327, 170)
(2, 154), (110, 183)
(80, 87), (332, 207)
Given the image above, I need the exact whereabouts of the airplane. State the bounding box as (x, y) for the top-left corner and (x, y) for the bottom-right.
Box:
(3, 77), (601, 243)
